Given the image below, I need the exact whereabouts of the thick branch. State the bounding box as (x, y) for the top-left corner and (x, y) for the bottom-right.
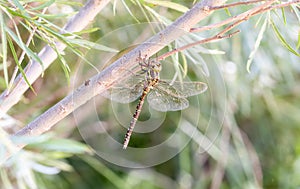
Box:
(0, 0), (111, 116)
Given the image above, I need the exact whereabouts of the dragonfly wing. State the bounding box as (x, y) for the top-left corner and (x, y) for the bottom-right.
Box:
(101, 76), (144, 103)
(147, 89), (189, 112)
(157, 80), (208, 98)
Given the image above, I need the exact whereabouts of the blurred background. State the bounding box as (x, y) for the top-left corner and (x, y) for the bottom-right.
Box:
(0, 1), (300, 188)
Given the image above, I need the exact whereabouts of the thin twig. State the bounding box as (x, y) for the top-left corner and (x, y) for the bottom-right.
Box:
(190, 0), (276, 33)
(269, 0), (300, 9)
(190, 0), (300, 33)
(210, 0), (265, 10)
(158, 30), (240, 61)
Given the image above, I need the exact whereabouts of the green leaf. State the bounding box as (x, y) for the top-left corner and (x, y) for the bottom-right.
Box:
(297, 30), (300, 50)
(55, 49), (71, 84)
(25, 151), (74, 172)
(28, 138), (93, 154)
(69, 39), (119, 52)
(121, 0), (140, 23)
(281, 7), (287, 25)
(7, 35), (36, 94)
(34, 19), (70, 43)
(136, 0), (152, 23)
(10, 0), (31, 18)
(72, 27), (100, 36)
(0, 11), (8, 87)
(35, 13), (75, 19)
(54, 0), (83, 7)
(29, 0), (55, 11)
(145, 0), (189, 13)
(113, 0), (117, 15)
(225, 8), (231, 16)
(247, 14), (268, 72)
(3, 6), (30, 19)
(5, 27), (44, 69)
(11, 134), (52, 145)
(291, 4), (300, 23)
(271, 20), (300, 57)
(80, 155), (130, 189)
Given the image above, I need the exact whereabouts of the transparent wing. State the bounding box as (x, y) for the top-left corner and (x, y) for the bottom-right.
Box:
(101, 76), (144, 103)
(147, 88), (189, 112)
(156, 80), (208, 98)
(147, 80), (207, 112)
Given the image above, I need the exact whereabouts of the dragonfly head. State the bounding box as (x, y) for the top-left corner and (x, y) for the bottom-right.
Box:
(150, 60), (161, 73)
(148, 60), (161, 79)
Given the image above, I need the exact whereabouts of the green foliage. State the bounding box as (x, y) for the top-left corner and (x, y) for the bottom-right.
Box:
(0, 132), (92, 189)
(1, 0), (300, 189)
(271, 20), (300, 57)
(0, 0), (115, 89)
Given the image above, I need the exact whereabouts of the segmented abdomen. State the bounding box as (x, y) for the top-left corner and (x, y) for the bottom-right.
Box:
(123, 79), (158, 149)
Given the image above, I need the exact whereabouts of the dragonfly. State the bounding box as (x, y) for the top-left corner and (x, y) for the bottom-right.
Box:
(102, 52), (208, 149)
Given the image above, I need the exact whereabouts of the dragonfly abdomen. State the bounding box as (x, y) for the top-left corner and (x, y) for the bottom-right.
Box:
(123, 85), (151, 149)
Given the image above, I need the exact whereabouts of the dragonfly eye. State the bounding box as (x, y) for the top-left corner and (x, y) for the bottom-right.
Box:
(150, 60), (161, 70)
(152, 64), (161, 72)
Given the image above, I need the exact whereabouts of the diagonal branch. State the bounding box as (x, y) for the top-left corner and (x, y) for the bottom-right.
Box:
(0, 0), (111, 116)
(9, 0), (228, 154)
